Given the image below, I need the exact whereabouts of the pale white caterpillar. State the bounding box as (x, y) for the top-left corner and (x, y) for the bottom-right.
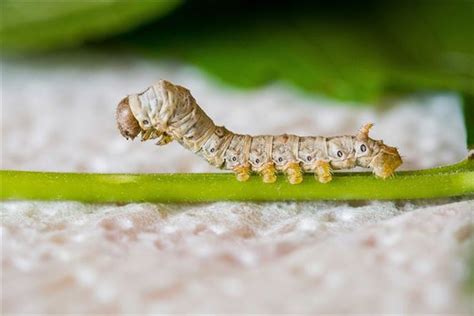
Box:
(116, 80), (402, 184)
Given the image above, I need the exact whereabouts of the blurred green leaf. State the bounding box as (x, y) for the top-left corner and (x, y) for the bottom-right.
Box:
(0, 0), (181, 52)
(463, 95), (474, 148)
(122, 0), (474, 102)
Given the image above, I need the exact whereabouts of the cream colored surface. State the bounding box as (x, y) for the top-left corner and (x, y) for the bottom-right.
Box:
(1, 54), (472, 314)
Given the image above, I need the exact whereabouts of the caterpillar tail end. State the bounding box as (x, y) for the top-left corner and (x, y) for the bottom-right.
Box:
(370, 145), (403, 179)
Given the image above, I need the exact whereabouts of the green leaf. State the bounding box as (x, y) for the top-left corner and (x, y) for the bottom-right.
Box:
(122, 1), (474, 102)
(0, 0), (181, 52)
(463, 94), (474, 148)
(1, 160), (473, 202)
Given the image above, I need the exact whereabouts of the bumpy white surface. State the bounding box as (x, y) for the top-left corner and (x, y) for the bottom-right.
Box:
(2, 200), (473, 314)
(1, 54), (473, 314)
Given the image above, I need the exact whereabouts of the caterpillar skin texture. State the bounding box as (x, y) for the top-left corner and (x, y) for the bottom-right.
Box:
(116, 80), (402, 184)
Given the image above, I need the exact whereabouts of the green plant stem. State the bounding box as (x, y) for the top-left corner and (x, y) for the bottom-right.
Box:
(1, 160), (473, 203)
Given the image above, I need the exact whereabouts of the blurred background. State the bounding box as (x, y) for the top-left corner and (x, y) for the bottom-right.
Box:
(1, 0), (473, 173)
(1, 0), (473, 314)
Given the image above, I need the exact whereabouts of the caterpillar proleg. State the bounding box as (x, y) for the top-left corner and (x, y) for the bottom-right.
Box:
(116, 80), (403, 184)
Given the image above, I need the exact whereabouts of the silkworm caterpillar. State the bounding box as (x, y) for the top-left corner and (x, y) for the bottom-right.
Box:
(116, 80), (402, 184)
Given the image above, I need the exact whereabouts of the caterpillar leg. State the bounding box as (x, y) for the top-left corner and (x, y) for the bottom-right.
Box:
(155, 132), (174, 146)
(314, 160), (332, 183)
(260, 163), (277, 183)
(284, 162), (303, 184)
(233, 165), (251, 182)
(140, 129), (155, 141)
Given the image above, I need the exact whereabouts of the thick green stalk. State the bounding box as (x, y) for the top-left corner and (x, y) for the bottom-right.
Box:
(1, 160), (473, 202)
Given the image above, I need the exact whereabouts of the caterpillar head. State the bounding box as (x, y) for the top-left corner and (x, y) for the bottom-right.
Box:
(116, 97), (141, 140)
(354, 123), (402, 178)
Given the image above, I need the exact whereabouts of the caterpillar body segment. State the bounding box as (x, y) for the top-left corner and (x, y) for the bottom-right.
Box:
(116, 80), (403, 184)
(223, 134), (252, 181)
(271, 135), (303, 184)
(200, 126), (234, 167)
